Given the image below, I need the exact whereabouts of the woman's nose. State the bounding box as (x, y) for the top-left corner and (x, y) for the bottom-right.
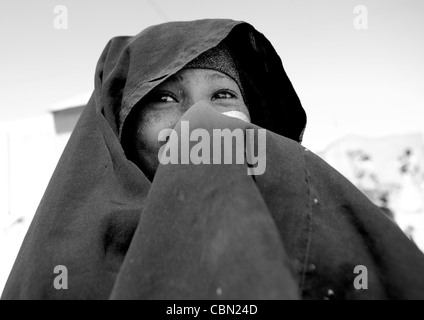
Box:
(181, 99), (250, 123)
(181, 98), (210, 113)
(182, 100), (250, 123)
(183, 98), (235, 114)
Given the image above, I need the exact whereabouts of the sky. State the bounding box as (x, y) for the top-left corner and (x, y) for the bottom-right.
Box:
(1, 0), (423, 151)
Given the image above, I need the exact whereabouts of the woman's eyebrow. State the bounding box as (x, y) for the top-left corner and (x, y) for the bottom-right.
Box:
(206, 73), (230, 83)
(166, 74), (185, 84)
(165, 72), (231, 85)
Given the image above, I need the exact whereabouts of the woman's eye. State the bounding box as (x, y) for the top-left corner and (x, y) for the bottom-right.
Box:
(150, 92), (177, 103)
(157, 95), (177, 103)
(212, 90), (237, 100)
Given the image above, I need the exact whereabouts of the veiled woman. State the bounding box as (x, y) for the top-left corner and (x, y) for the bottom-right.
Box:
(3, 19), (424, 300)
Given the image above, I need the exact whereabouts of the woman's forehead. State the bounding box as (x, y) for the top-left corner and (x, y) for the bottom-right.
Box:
(160, 69), (239, 87)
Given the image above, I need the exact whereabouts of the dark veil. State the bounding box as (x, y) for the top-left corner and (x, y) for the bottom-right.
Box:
(2, 19), (424, 300)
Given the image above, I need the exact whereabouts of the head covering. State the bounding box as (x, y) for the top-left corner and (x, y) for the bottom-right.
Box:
(113, 19), (307, 145)
(3, 19), (424, 301)
(182, 42), (245, 99)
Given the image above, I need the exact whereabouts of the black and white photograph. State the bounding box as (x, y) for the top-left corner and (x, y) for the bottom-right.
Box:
(1, 0), (423, 303)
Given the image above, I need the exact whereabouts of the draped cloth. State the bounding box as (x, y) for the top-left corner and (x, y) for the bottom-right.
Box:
(2, 19), (424, 300)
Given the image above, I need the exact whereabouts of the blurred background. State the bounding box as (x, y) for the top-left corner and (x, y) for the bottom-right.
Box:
(1, 0), (423, 294)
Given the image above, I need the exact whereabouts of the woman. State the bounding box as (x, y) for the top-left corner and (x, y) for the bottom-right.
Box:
(2, 19), (424, 300)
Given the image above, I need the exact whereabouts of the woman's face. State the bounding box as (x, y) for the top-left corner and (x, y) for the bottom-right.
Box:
(132, 68), (250, 180)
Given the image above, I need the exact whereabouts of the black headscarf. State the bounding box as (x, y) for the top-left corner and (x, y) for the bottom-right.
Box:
(2, 19), (424, 300)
